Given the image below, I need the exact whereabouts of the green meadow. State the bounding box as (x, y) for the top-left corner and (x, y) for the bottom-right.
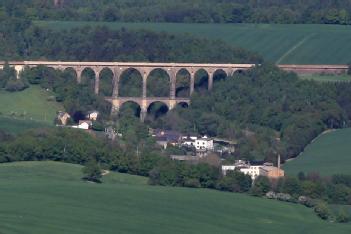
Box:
(35, 21), (351, 65)
(299, 74), (351, 82)
(284, 128), (351, 176)
(0, 86), (63, 123)
(0, 117), (52, 134)
(0, 161), (349, 234)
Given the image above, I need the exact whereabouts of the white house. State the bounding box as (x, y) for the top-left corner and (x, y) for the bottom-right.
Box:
(194, 136), (214, 151)
(86, 111), (99, 121)
(221, 165), (236, 175)
(239, 166), (262, 181)
(182, 137), (195, 147)
(77, 120), (92, 130)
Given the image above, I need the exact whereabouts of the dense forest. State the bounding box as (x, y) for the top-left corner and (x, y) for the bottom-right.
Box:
(1, 0), (351, 25)
(0, 18), (261, 63)
(160, 65), (351, 162)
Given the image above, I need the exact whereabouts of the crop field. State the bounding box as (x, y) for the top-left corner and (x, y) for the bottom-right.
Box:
(0, 86), (63, 123)
(284, 128), (351, 176)
(35, 21), (351, 65)
(299, 74), (351, 82)
(0, 161), (349, 234)
(0, 117), (52, 134)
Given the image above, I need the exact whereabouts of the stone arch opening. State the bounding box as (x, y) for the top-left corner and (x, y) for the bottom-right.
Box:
(232, 69), (245, 76)
(176, 102), (189, 109)
(147, 68), (171, 97)
(81, 67), (96, 92)
(213, 69), (228, 83)
(194, 69), (209, 93)
(176, 68), (191, 97)
(63, 67), (78, 83)
(21, 65), (60, 86)
(99, 67), (114, 96)
(146, 101), (169, 123)
(119, 68), (143, 97)
(119, 101), (142, 118)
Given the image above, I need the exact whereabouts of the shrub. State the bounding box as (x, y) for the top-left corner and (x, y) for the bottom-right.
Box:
(82, 160), (102, 183)
(251, 176), (271, 196)
(92, 121), (105, 131)
(314, 202), (330, 220)
(184, 178), (201, 188)
(5, 79), (28, 92)
(336, 208), (350, 223)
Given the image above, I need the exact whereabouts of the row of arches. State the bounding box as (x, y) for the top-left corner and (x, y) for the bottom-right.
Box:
(60, 66), (241, 98)
(119, 100), (189, 122)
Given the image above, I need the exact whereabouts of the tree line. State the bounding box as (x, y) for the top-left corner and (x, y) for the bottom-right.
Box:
(1, 0), (351, 25)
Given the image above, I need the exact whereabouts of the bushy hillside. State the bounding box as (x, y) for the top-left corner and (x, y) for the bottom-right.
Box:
(161, 64), (351, 161)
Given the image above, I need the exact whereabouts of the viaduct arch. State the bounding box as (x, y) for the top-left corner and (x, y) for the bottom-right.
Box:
(1, 61), (348, 121)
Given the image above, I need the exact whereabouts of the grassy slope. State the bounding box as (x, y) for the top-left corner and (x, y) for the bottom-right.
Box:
(0, 86), (63, 132)
(0, 117), (52, 134)
(0, 161), (350, 234)
(35, 21), (351, 65)
(0, 86), (63, 122)
(284, 128), (351, 176)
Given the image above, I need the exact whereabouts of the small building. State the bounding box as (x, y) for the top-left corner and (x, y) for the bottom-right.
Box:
(194, 136), (214, 151)
(182, 136), (196, 148)
(240, 165), (262, 181)
(222, 156), (284, 181)
(221, 165), (236, 175)
(155, 136), (168, 149)
(56, 111), (71, 126)
(259, 166), (285, 179)
(78, 120), (92, 130)
(86, 111), (99, 121)
(153, 129), (183, 148)
(222, 163), (261, 180)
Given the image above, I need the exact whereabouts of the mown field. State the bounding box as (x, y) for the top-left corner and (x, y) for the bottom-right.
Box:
(0, 161), (349, 234)
(0, 86), (63, 123)
(299, 74), (351, 82)
(0, 117), (52, 134)
(284, 128), (351, 176)
(35, 21), (351, 65)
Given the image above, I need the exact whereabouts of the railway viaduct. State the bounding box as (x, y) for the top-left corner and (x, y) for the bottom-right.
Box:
(0, 61), (348, 121)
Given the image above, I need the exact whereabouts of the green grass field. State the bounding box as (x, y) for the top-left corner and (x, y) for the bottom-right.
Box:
(0, 161), (349, 234)
(299, 74), (351, 82)
(0, 117), (52, 134)
(0, 86), (63, 123)
(284, 128), (351, 176)
(35, 21), (351, 65)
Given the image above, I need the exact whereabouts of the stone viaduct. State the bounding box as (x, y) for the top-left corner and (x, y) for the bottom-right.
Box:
(0, 61), (348, 121)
